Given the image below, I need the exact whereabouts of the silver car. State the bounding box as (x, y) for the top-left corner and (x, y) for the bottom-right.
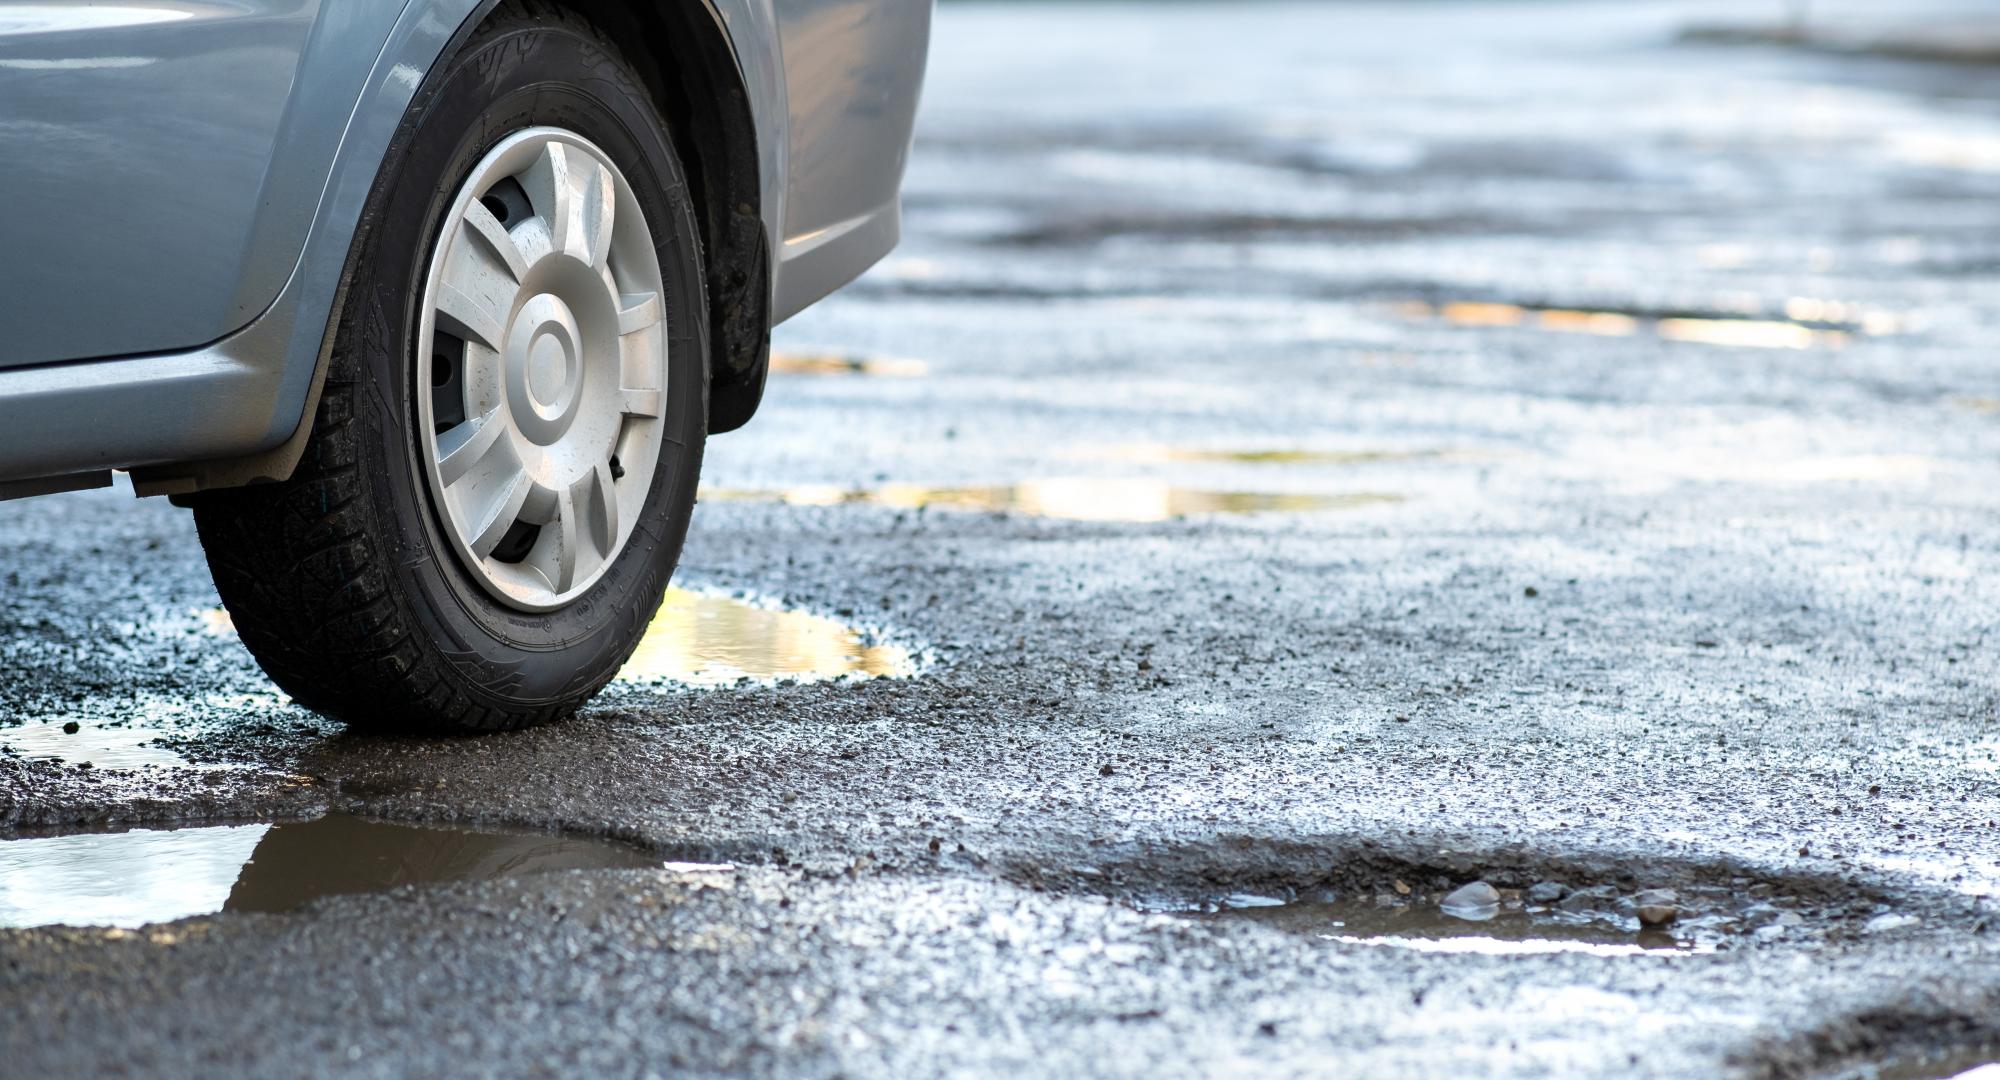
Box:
(0, 0), (931, 731)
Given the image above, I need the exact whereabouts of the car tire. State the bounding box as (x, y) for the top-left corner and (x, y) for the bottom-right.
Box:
(191, 3), (708, 734)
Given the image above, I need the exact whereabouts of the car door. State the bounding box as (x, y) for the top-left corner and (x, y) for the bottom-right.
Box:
(0, 2), (383, 369)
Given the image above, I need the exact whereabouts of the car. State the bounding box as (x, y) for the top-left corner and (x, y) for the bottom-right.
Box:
(0, 0), (932, 733)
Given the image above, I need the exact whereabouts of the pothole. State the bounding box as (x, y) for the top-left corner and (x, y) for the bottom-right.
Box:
(617, 588), (916, 686)
(768, 352), (928, 377)
(699, 479), (1402, 522)
(1175, 891), (1714, 957)
(0, 813), (670, 930)
(1142, 876), (1887, 955)
(1395, 298), (1901, 348)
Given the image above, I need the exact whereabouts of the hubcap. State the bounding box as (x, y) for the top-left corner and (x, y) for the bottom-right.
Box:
(415, 128), (669, 612)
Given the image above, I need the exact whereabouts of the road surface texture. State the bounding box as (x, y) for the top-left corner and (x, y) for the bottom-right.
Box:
(4, 2), (1999, 1076)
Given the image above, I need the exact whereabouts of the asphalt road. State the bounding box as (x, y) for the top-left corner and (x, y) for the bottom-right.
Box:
(5, 2), (2000, 1076)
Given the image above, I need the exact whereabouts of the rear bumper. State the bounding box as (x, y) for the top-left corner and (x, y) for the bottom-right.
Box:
(771, 198), (901, 325)
(0, 318), (293, 489)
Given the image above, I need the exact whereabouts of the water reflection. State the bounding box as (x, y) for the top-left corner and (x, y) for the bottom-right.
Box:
(768, 352), (928, 377)
(1656, 318), (1828, 350)
(1398, 299), (1897, 349)
(618, 588), (913, 686)
(0, 814), (661, 929)
(700, 479), (1401, 522)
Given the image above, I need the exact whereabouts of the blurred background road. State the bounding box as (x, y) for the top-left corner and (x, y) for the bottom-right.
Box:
(4, 2), (2000, 1076)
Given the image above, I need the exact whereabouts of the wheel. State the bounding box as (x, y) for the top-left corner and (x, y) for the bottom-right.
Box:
(191, 4), (708, 734)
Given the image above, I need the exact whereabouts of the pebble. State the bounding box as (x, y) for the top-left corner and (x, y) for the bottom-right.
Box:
(1740, 903), (1786, 929)
(1864, 913), (1918, 934)
(1631, 888), (1680, 927)
(1637, 905), (1678, 927)
(1440, 881), (1501, 921)
(1558, 884), (1618, 913)
(1526, 881), (1566, 903)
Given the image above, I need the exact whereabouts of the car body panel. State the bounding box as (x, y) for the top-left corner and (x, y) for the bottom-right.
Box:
(769, 0), (928, 320)
(0, 0), (926, 492)
(0, 1), (329, 369)
(0, 0), (497, 485)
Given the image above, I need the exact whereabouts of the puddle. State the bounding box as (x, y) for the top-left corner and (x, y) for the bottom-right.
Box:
(2, 718), (195, 770)
(1187, 897), (1711, 957)
(202, 594), (913, 690)
(699, 479), (1401, 522)
(1150, 880), (1779, 957)
(1397, 299), (1899, 348)
(617, 588), (914, 686)
(768, 352), (928, 377)
(0, 814), (665, 930)
(0, 685), (290, 772)
(1655, 317), (1842, 350)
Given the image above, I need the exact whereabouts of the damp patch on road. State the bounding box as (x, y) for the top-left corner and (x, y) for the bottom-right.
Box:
(1396, 298), (1903, 348)
(988, 210), (1509, 248)
(1086, 444), (1463, 467)
(0, 813), (666, 930)
(1757, 1013), (2000, 1080)
(616, 588), (916, 686)
(768, 352), (929, 377)
(700, 479), (1402, 522)
(1873, 1047), (2000, 1080)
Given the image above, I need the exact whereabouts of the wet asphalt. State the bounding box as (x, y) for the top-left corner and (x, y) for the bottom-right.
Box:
(5, 1), (2000, 1076)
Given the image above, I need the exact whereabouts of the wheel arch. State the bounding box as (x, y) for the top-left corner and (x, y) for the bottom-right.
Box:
(563, 0), (778, 435)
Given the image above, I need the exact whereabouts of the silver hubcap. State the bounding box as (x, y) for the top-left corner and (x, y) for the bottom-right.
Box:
(415, 128), (668, 612)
